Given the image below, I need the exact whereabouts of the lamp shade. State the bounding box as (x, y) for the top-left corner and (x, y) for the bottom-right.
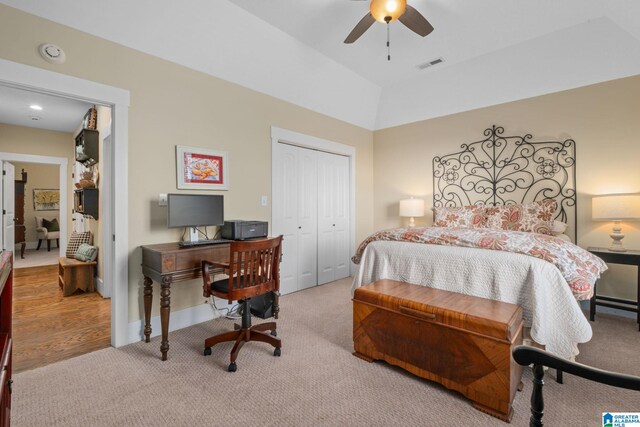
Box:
(370, 0), (407, 23)
(592, 194), (640, 221)
(399, 198), (425, 217)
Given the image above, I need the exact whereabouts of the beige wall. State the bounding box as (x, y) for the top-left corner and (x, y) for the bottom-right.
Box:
(0, 125), (75, 245)
(0, 5), (375, 322)
(373, 75), (640, 300)
(12, 162), (59, 245)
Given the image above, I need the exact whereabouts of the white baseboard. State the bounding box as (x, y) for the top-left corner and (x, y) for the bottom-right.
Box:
(95, 277), (109, 298)
(21, 241), (57, 250)
(128, 302), (224, 344)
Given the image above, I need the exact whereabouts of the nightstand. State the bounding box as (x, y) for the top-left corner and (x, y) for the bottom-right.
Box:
(587, 247), (640, 330)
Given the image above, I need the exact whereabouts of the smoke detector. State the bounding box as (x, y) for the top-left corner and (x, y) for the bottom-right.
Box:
(39, 43), (66, 64)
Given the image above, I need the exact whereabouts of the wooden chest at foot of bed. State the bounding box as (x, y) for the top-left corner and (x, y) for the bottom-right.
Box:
(353, 279), (524, 422)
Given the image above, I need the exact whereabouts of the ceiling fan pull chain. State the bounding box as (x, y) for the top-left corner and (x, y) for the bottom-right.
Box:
(387, 22), (391, 61)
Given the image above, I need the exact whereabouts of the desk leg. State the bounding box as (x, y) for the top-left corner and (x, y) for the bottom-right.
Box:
(274, 292), (280, 320)
(143, 276), (153, 343)
(20, 243), (25, 259)
(160, 276), (172, 361)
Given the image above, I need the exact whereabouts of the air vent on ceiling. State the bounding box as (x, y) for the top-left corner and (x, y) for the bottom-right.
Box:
(417, 57), (444, 70)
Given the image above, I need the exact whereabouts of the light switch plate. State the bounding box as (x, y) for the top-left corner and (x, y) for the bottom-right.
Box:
(261, 195), (268, 207)
(159, 193), (168, 206)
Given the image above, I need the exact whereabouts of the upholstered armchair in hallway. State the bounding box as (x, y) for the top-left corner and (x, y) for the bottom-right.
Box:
(35, 216), (60, 251)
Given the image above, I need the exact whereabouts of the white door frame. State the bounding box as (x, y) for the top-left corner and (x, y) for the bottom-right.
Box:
(0, 58), (130, 347)
(0, 154), (68, 256)
(270, 126), (356, 276)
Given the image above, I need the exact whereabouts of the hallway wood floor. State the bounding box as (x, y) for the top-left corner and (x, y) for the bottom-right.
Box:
(13, 264), (111, 373)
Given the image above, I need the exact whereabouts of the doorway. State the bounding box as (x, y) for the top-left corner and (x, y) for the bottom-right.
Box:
(10, 158), (65, 268)
(0, 58), (130, 348)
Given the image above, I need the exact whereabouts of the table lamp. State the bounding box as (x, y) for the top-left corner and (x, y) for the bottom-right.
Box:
(592, 194), (640, 252)
(399, 197), (425, 228)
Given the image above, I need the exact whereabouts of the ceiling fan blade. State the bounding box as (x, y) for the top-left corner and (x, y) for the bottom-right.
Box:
(398, 5), (434, 37)
(344, 13), (376, 44)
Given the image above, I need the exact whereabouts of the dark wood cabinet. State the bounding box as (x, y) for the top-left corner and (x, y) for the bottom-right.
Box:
(0, 251), (13, 426)
(74, 189), (99, 220)
(14, 171), (26, 259)
(75, 129), (99, 167)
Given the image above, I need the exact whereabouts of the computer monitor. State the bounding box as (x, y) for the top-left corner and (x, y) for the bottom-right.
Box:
(167, 194), (224, 229)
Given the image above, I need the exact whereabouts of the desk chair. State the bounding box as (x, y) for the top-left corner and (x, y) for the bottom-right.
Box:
(201, 236), (283, 372)
(513, 346), (640, 426)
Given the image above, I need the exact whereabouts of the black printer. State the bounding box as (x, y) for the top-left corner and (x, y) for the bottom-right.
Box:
(221, 220), (268, 240)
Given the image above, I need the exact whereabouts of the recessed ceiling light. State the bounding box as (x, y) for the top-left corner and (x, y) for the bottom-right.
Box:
(30, 105), (43, 111)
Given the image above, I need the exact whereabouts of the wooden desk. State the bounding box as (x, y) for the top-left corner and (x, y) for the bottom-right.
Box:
(141, 242), (280, 361)
(141, 242), (229, 361)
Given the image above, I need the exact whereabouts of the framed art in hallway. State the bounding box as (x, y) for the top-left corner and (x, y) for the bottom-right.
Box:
(176, 145), (229, 190)
(33, 189), (60, 211)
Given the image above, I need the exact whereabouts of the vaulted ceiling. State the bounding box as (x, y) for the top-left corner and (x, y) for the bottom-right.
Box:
(2, 0), (640, 130)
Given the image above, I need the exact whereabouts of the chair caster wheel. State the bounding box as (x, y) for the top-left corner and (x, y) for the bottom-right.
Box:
(204, 347), (211, 356)
(228, 362), (237, 372)
(271, 330), (277, 337)
(273, 347), (281, 357)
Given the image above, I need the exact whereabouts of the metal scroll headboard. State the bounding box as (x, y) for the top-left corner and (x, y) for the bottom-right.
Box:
(433, 125), (577, 241)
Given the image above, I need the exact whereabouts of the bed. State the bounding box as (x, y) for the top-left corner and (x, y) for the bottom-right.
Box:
(352, 125), (607, 359)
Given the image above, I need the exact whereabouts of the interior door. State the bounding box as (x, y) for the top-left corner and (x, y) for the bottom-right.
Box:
(332, 153), (350, 281)
(2, 162), (15, 254)
(317, 151), (350, 284)
(272, 143), (300, 295)
(317, 151), (336, 284)
(296, 148), (318, 290)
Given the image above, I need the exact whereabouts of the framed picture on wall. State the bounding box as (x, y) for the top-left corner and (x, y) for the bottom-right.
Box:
(176, 145), (229, 190)
(33, 189), (60, 211)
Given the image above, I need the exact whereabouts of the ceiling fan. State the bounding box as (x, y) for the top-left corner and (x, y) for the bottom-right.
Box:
(344, 0), (434, 59)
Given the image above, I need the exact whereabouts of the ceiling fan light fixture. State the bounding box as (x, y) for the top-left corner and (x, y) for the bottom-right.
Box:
(370, 0), (407, 24)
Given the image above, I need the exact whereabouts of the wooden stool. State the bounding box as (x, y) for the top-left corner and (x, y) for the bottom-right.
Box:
(58, 257), (96, 297)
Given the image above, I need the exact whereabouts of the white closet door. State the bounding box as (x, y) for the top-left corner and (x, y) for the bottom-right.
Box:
(296, 148), (318, 290)
(272, 143), (300, 295)
(317, 152), (350, 284)
(332, 153), (350, 280)
(2, 162), (15, 253)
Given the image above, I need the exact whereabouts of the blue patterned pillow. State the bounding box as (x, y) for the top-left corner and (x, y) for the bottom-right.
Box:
(74, 243), (98, 262)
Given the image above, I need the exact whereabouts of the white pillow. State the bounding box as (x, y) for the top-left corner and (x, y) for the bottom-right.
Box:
(555, 233), (571, 243)
(551, 220), (568, 236)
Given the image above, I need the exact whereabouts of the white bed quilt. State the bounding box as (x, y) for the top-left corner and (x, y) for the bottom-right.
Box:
(352, 241), (593, 359)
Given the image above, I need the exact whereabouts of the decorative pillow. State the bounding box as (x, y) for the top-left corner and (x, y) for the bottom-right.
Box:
(66, 231), (92, 258)
(432, 205), (486, 228)
(484, 199), (557, 235)
(42, 218), (60, 232)
(75, 243), (98, 262)
(551, 220), (568, 236)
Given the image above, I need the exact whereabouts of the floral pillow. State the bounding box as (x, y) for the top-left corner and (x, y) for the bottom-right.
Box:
(432, 205), (486, 228)
(484, 200), (557, 235)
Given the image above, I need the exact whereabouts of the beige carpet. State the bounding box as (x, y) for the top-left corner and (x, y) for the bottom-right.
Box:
(14, 248), (59, 269)
(13, 278), (640, 426)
